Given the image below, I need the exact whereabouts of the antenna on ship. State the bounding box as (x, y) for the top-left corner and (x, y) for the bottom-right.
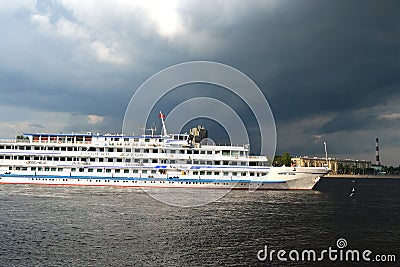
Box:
(147, 126), (156, 136)
(324, 141), (328, 168)
(159, 111), (168, 136)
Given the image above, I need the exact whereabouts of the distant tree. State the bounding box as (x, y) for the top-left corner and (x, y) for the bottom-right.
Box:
(273, 155), (282, 166)
(281, 152), (292, 166)
(273, 152), (292, 167)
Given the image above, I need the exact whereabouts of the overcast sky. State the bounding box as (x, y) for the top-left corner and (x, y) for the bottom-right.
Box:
(1, 0), (399, 165)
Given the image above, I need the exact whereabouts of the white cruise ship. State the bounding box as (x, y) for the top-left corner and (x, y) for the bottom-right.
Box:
(0, 116), (330, 190)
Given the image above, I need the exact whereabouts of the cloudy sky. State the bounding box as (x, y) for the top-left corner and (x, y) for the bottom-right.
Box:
(1, 0), (399, 165)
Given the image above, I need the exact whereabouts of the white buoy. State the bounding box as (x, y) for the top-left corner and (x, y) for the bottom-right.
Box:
(349, 187), (355, 197)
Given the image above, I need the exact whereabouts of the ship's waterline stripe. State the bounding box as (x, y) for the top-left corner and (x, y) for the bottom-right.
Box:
(0, 174), (286, 184)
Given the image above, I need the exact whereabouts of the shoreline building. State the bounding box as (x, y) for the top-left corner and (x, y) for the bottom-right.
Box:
(291, 156), (371, 175)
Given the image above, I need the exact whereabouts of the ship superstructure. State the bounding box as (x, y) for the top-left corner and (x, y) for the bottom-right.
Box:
(0, 119), (330, 189)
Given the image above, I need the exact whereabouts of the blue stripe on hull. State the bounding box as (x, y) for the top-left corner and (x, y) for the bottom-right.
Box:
(0, 174), (286, 184)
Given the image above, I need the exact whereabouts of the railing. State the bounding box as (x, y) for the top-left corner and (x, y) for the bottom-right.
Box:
(0, 139), (17, 143)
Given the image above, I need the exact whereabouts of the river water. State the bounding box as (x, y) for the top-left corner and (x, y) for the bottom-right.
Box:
(0, 178), (399, 266)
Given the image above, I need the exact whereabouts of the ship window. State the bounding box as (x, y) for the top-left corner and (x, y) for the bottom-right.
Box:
(206, 171), (212, 175)
(0, 146), (3, 149)
(151, 170), (156, 174)
(134, 138), (139, 142)
(108, 158), (113, 162)
(143, 159), (148, 163)
(200, 151), (205, 154)
(207, 151), (212, 154)
(179, 150), (185, 154)
(45, 167), (50, 171)
(170, 150), (176, 154)
(186, 160), (191, 164)
(135, 149), (140, 152)
(51, 168), (56, 171)
(152, 159), (157, 163)
(38, 167), (43, 171)
(200, 171), (205, 175)
(22, 167), (27, 171)
(223, 161), (229, 165)
(193, 171), (198, 175)
(108, 148), (114, 152)
(106, 169), (111, 173)
(97, 169), (102, 173)
(117, 158), (122, 162)
(193, 150), (199, 154)
(58, 168), (63, 172)
(79, 168), (84, 172)
(222, 151), (230, 156)
(6, 146), (11, 149)
(133, 170), (138, 173)
(18, 156), (24, 160)
(126, 148), (131, 152)
(170, 160), (175, 164)
(61, 147), (66, 151)
(115, 169), (120, 173)
(187, 150), (192, 154)
(16, 167), (21, 170)
(99, 158), (104, 162)
(67, 157), (72, 161)
(71, 168), (76, 172)
(31, 167), (36, 171)
(250, 172), (255, 176)
(99, 148), (104, 152)
(223, 172), (229, 176)
(214, 171), (220, 175)
(125, 159), (131, 163)
(200, 161), (205, 165)
(124, 138), (129, 142)
(117, 148), (122, 152)
(142, 170), (147, 174)
(241, 162), (247, 166)
(145, 138), (150, 142)
(193, 160), (199, 164)
(232, 172), (238, 176)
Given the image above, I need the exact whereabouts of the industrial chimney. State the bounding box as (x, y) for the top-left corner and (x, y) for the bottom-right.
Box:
(375, 137), (381, 166)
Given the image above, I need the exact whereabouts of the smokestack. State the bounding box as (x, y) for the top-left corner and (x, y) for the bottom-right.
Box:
(375, 137), (381, 166)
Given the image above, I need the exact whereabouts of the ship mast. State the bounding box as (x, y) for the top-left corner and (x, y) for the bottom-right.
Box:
(159, 111), (168, 136)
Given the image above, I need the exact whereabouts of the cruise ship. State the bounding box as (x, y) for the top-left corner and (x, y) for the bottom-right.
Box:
(0, 115), (330, 190)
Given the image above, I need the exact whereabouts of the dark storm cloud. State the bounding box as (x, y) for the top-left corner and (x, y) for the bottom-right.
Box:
(1, 0), (399, 164)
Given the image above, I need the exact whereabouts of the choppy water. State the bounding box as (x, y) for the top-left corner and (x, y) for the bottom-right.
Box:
(0, 178), (399, 266)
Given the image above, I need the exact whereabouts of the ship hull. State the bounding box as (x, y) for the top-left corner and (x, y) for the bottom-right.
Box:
(0, 172), (323, 190)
